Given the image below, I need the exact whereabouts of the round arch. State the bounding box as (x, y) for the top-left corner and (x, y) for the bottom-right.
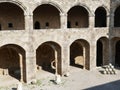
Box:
(95, 6), (107, 27)
(111, 37), (120, 67)
(33, 2), (64, 14)
(33, 3), (61, 29)
(0, 0), (27, 15)
(96, 37), (109, 66)
(67, 5), (89, 28)
(70, 39), (90, 70)
(67, 3), (92, 16)
(36, 41), (62, 75)
(94, 5), (110, 16)
(0, 44), (26, 82)
(114, 5), (120, 27)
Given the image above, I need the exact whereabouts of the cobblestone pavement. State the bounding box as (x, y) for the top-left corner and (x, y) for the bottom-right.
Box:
(0, 66), (120, 90)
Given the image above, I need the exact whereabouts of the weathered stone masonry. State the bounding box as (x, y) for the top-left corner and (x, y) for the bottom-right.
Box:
(0, 0), (120, 83)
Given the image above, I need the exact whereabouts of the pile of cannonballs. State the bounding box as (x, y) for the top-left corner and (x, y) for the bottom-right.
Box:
(103, 63), (116, 75)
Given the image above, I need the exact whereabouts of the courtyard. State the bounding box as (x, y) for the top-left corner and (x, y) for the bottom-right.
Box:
(0, 66), (120, 90)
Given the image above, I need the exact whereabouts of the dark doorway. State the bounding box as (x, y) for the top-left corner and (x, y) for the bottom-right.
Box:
(67, 21), (71, 28)
(33, 4), (60, 29)
(114, 6), (120, 27)
(70, 41), (84, 68)
(36, 42), (62, 75)
(0, 3), (24, 30)
(36, 44), (55, 73)
(34, 21), (40, 29)
(0, 48), (21, 80)
(97, 40), (103, 66)
(95, 7), (107, 27)
(0, 24), (1, 30)
(68, 6), (89, 28)
(115, 41), (120, 67)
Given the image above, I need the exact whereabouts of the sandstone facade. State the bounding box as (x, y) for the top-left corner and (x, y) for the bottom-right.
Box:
(0, 0), (119, 83)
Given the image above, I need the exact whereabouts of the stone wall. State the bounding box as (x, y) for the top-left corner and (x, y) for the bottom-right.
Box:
(0, 0), (120, 83)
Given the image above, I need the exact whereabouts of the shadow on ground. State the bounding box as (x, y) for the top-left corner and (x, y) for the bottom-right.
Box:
(84, 80), (120, 90)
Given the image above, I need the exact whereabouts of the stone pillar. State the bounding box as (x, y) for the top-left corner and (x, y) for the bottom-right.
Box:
(26, 48), (36, 83)
(62, 45), (70, 75)
(89, 15), (94, 28)
(83, 47), (86, 69)
(109, 40), (112, 64)
(19, 53), (23, 82)
(110, 14), (114, 28)
(107, 15), (110, 27)
(109, 39), (115, 65)
(60, 13), (67, 29)
(89, 41), (97, 70)
(24, 14), (33, 30)
(103, 40), (109, 65)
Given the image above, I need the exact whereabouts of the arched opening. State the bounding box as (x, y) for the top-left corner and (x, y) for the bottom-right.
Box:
(95, 7), (107, 27)
(115, 40), (120, 67)
(0, 3), (24, 30)
(70, 39), (90, 70)
(97, 40), (103, 66)
(114, 6), (120, 27)
(36, 42), (61, 75)
(34, 21), (40, 29)
(0, 44), (26, 82)
(67, 6), (89, 28)
(33, 4), (60, 29)
(96, 37), (109, 66)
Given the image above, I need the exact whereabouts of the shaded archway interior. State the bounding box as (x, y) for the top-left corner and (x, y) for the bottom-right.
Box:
(95, 7), (107, 27)
(0, 2), (24, 30)
(115, 40), (120, 67)
(70, 41), (84, 68)
(96, 37), (109, 67)
(70, 40), (90, 70)
(33, 4), (60, 29)
(0, 44), (26, 82)
(114, 6), (120, 27)
(97, 40), (103, 66)
(36, 42), (61, 75)
(67, 6), (89, 28)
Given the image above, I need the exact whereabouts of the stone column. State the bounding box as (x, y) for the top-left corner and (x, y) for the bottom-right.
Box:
(110, 14), (114, 28)
(107, 15), (110, 27)
(103, 40), (109, 65)
(109, 39), (112, 64)
(26, 48), (36, 83)
(60, 13), (67, 29)
(19, 53), (23, 82)
(62, 44), (70, 75)
(24, 14), (33, 30)
(89, 41), (97, 70)
(89, 15), (95, 28)
(109, 39), (115, 65)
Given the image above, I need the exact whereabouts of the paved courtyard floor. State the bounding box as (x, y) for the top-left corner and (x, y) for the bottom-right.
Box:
(0, 66), (120, 90)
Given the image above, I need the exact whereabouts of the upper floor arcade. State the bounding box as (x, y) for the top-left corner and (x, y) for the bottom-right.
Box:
(0, 1), (119, 32)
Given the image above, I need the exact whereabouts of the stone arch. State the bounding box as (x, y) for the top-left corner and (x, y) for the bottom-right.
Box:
(33, 4), (61, 29)
(0, 0), (27, 15)
(96, 37), (109, 66)
(95, 5), (109, 15)
(0, 2), (25, 30)
(114, 5), (120, 27)
(111, 37), (120, 67)
(36, 41), (62, 75)
(0, 44), (26, 82)
(95, 7), (107, 27)
(70, 39), (90, 70)
(67, 5), (89, 28)
(67, 3), (92, 16)
(40, 1), (64, 14)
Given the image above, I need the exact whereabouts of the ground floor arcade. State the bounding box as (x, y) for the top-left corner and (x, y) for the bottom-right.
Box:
(0, 37), (120, 83)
